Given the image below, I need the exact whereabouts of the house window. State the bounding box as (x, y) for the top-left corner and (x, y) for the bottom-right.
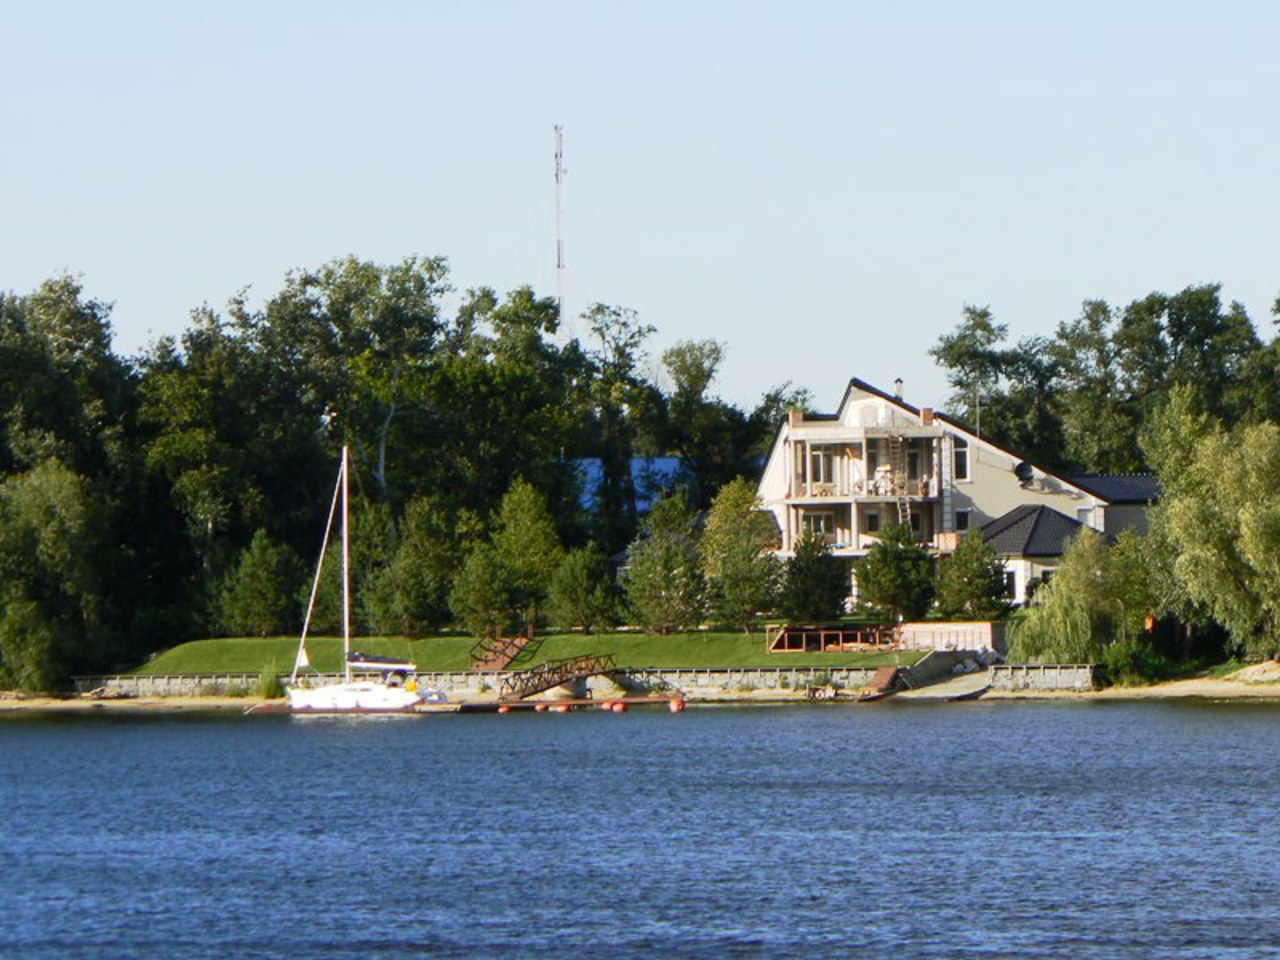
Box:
(867, 443), (880, 475)
(809, 446), (836, 486)
(1003, 571), (1017, 599)
(955, 509), (970, 532)
(953, 437), (969, 481)
(802, 511), (835, 539)
(863, 511), (880, 533)
(907, 449), (921, 480)
(909, 511), (922, 535)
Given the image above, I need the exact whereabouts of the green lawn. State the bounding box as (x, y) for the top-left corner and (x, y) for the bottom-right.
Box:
(136, 632), (919, 675)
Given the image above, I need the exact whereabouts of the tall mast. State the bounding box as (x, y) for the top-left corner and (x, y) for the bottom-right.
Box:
(341, 445), (352, 683)
(554, 123), (566, 332)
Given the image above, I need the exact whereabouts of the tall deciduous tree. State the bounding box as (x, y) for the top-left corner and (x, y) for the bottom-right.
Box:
(584, 303), (659, 553)
(0, 462), (107, 691)
(241, 255), (450, 498)
(1009, 529), (1152, 664)
(1153, 417), (1280, 659)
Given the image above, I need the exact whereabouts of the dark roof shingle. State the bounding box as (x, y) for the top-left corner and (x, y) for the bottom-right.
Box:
(1065, 474), (1160, 504)
(980, 505), (1085, 558)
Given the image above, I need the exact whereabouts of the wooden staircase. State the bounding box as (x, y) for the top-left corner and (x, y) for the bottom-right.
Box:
(499, 654), (618, 700)
(470, 631), (540, 672)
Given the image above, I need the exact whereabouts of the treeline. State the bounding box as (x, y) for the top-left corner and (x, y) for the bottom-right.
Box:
(930, 285), (1280, 672)
(0, 258), (804, 690)
(930, 284), (1280, 473)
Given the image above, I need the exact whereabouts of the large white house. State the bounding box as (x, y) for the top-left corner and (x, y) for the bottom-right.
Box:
(756, 377), (1157, 604)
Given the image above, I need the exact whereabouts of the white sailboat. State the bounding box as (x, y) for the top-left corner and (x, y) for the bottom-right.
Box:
(286, 446), (444, 713)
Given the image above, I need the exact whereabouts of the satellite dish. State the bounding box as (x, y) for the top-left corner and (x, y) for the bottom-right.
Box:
(1014, 461), (1035, 484)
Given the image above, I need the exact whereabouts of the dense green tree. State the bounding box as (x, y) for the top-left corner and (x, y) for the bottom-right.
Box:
(700, 477), (780, 631)
(777, 530), (848, 624)
(491, 478), (564, 632)
(218, 530), (305, 637)
(584, 303), (660, 553)
(0, 462), (107, 691)
(377, 496), (482, 636)
(935, 532), (1008, 621)
(1047, 300), (1141, 472)
(1009, 528), (1152, 664)
(623, 493), (703, 634)
(855, 521), (935, 621)
(1153, 417), (1280, 659)
(240, 255), (450, 498)
(547, 544), (617, 633)
(449, 543), (514, 641)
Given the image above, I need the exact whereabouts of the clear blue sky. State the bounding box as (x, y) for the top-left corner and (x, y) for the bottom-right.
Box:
(2, 1), (1277, 413)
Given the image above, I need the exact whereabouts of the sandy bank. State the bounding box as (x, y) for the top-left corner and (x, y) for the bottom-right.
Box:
(985, 677), (1280, 701)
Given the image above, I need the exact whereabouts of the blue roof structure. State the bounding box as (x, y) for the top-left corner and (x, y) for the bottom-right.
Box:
(573, 457), (684, 512)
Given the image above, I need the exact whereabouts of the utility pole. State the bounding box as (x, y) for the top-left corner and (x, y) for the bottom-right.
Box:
(554, 123), (566, 334)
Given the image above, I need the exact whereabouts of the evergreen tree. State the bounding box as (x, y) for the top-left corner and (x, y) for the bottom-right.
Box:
(935, 532), (1009, 621)
(623, 493), (703, 635)
(491, 478), (564, 633)
(449, 543), (513, 641)
(700, 477), (780, 631)
(855, 521), (935, 621)
(547, 544), (616, 633)
(778, 530), (848, 624)
(218, 530), (305, 637)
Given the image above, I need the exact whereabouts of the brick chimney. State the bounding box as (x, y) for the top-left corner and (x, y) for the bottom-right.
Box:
(921, 407), (934, 426)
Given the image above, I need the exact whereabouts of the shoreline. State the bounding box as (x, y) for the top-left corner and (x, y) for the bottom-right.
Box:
(6, 675), (1280, 714)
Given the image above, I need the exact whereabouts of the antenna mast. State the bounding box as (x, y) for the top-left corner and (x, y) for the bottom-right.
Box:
(554, 123), (566, 334)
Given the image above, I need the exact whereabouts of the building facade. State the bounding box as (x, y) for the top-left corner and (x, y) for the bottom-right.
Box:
(756, 378), (1156, 604)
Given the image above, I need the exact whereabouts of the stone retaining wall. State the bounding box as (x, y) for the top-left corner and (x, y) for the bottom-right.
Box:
(989, 663), (1097, 692)
(76, 666), (884, 700)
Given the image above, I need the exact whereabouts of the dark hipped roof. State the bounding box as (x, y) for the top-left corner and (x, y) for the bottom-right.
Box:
(981, 505), (1085, 558)
(1066, 474), (1160, 504)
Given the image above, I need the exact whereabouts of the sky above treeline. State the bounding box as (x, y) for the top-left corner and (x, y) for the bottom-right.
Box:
(2, 1), (1277, 413)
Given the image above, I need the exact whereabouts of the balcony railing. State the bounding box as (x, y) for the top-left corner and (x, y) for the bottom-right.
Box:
(792, 475), (939, 499)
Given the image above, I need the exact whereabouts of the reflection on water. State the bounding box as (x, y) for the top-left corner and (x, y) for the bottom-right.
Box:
(3, 702), (1280, 957)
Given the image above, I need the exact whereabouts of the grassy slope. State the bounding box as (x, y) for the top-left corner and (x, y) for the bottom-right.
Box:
(136, 632), (920, 675)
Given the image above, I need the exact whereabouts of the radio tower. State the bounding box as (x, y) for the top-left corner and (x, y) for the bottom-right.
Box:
(554, 124), (567, 336)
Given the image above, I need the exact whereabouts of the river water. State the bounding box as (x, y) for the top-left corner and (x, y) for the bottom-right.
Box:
(2, 702), (1280, 958)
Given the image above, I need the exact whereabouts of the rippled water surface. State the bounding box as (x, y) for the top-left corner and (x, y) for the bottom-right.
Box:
(3, 702), (1280, 957)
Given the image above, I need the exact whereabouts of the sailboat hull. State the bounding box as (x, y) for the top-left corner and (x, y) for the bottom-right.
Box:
(286, 681), (425, 714)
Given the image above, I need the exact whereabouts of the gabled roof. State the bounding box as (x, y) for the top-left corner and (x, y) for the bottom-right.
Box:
(980, 505), (1085, 558)
(1066, 474), (1160, 504)
(833, 379), (1153, 506)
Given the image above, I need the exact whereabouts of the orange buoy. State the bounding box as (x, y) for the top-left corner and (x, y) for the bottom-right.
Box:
(600, 700), (614, 711)
(535, 703), (548, 713)
(669, 697), (685, 713)
(611, 701), (627, 713)
(553, 703), (571, 713)
(497, 704), (511, 714)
